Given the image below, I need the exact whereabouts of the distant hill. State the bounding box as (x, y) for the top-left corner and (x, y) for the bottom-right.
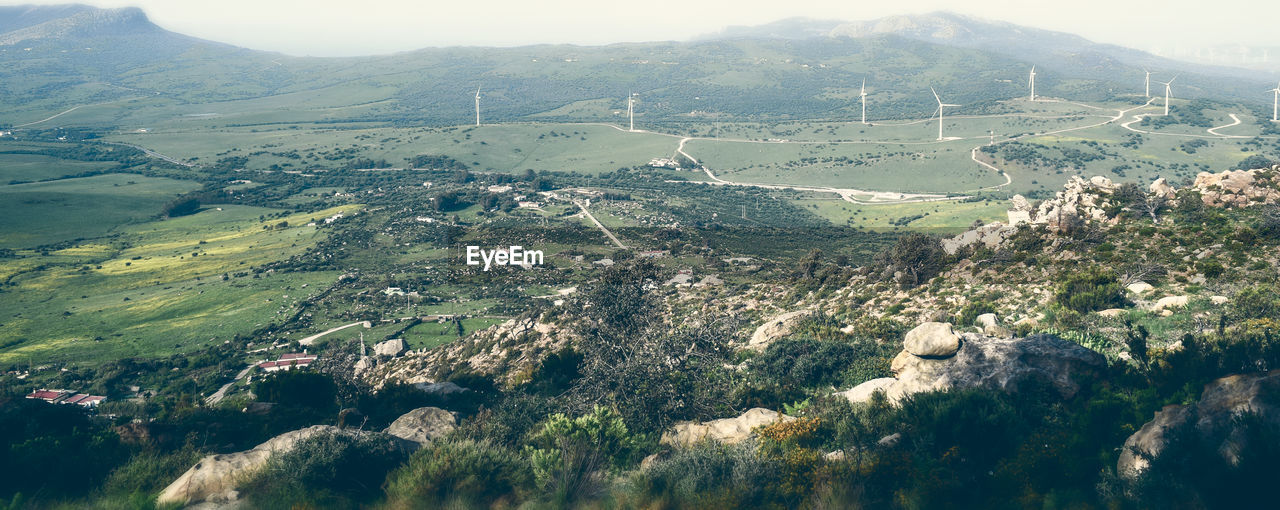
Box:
(0, 5), (1274, 128)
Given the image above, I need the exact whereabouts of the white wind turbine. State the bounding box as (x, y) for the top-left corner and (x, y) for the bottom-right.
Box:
(931, 86), (960, 141)
(474, 86), (481, 126)
(1143, 68), (1151, 98)
(1161, 77), (1176, 116)
(860, 78), (868, 124)
(1028, 66), (1037, 101)
(1269, 82), (1280, 122)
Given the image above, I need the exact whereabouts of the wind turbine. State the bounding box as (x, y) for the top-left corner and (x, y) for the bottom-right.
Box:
(474, 86), (481, 126)
(931, 87), (960, 141)
(860, 78), (868, 124)
(1142, 68), (1151, 98)
(1270, 82), (1280, 122)
(1161, 77), (1176, 116)
(1028, 66), (1036, 101)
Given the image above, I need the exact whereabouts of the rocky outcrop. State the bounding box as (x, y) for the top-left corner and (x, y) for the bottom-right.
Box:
(384, 406), (456, 445)
(839, 322), (1105, 406)
(1149, 177), (1175, 198)
(748, 310), (812, 349)
(374, 338), (407, 357)
(158, 425), (343, 506)
(661, 408), (794, 447)
(1118, 372), (1280, 478)
(943, 222), (1015, 255)
(903, 322), (961, 357)
(1149, 295), (1189, 312)
(1192, 167), (1280, 208)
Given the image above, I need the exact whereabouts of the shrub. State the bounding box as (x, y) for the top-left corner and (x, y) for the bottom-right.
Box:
(525, 406), (643, 504)
(383, 438), (531, 509)
(624, 440), (782, 508)
(238, 431), (408, 510)
(1054, 267), (1125, 313)
(1234, 285), (1278, 320)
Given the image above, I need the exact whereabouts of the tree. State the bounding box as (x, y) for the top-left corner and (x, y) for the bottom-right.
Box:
(885, 233), (945, 287)
(568, 262), (737, 432)
(162, 196), (200, 218)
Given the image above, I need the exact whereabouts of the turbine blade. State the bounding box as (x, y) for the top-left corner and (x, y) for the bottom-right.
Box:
(931, 86), (942, 105)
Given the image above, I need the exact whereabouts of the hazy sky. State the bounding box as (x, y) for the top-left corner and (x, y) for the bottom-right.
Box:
(4, 0), (1276, 57)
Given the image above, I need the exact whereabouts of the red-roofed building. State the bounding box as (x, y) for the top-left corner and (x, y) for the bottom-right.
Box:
(26, 389), (73, 403)
(257, 355), (316, 373)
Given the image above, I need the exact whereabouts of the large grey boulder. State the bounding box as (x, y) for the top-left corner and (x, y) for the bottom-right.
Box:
(748, 310), (812, 350)
(975, 313), (1012, 338)
(1118, 372), (1280, 478)
(384, 406), (456, 445)
(661, 408), (793, 447)
(374, 338), (408, 357)
(157, 425), (341, 506)
(839, 331), (1105, 406)
(903, 322), (962, 357)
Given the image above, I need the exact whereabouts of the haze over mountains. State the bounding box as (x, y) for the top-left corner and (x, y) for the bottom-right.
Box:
(1, 5), (1275, 128)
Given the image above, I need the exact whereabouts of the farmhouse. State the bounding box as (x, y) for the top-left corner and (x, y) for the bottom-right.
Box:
(257, 352), (319, 372)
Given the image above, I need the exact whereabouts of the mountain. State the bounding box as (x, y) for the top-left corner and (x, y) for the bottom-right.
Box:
(0, 5), (1274, 128)
(693, 17), (845, 41)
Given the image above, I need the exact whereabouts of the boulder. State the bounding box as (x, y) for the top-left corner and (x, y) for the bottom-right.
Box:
(975, 313), (1012, 338)
(413, 381), (470, 396)
(1010, 194), (1033, 212)
(1150, 295), (1190, 312)
(661, 408), (793, 447)
(835, 377), (900, 404)
(158, 425), (341, 506)
(1149, 177), (1174, 198)
(1118, 372), (1280, 478)
(374, 338), (408, 357)
(384, 407), (456, 445)
(1117, 404), (1192, 476)
(1211, 295), (1229, 305)
(748, 310), (812, 349)
(1098, 308), (1127, 318)
(903, 322), (962, 357)
(942, 222), (1015, 255)
(1126, 281), (1154, 294)
(839, 331), (1105, 406)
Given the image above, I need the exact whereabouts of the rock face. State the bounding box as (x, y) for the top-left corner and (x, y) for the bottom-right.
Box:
(1118, 372), (1280, 478)
(157, 425), (342, 506)
(1126, 281), (1154, 295)
(748, 310), (812, 349)
(1149, 177), (1175, 198)
(839, 323), (1105, 406)
(903, 322), (962, 357)
(661, 408), (793, 447)
(384, 407), (457, 445)
(374, 338), (407, 357)
(1192, 167), (1280, 208)
(943, 222), (1015, 255)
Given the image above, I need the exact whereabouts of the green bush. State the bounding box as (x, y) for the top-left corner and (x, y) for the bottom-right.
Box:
(525, 406), (643, 504)
(1053, 267), (1126, 313)
(624, 440), (782, 509)
(238, 431), (408, 510)
(1234, 285), (1278, 320)
(383, 438), (531, 509)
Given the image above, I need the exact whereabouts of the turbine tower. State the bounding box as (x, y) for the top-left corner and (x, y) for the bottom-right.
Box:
(1270, 82), (1280, 122)
(627, 92), (637, 131)
(474, 86), (481, 126)
(931, 87), (960, 141)
(860, 78), (868, 124)
(1028, 66), (1036, 101)
(1143, 68), (1151, 98)
(1161, 77), (1176, 116)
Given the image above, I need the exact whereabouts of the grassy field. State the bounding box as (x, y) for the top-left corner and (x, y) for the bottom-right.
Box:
(0, 204), (361, 365)
(0, 173), (201, 249)
(793, 197), (1008, 232)
(0, 151), (120, 183)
